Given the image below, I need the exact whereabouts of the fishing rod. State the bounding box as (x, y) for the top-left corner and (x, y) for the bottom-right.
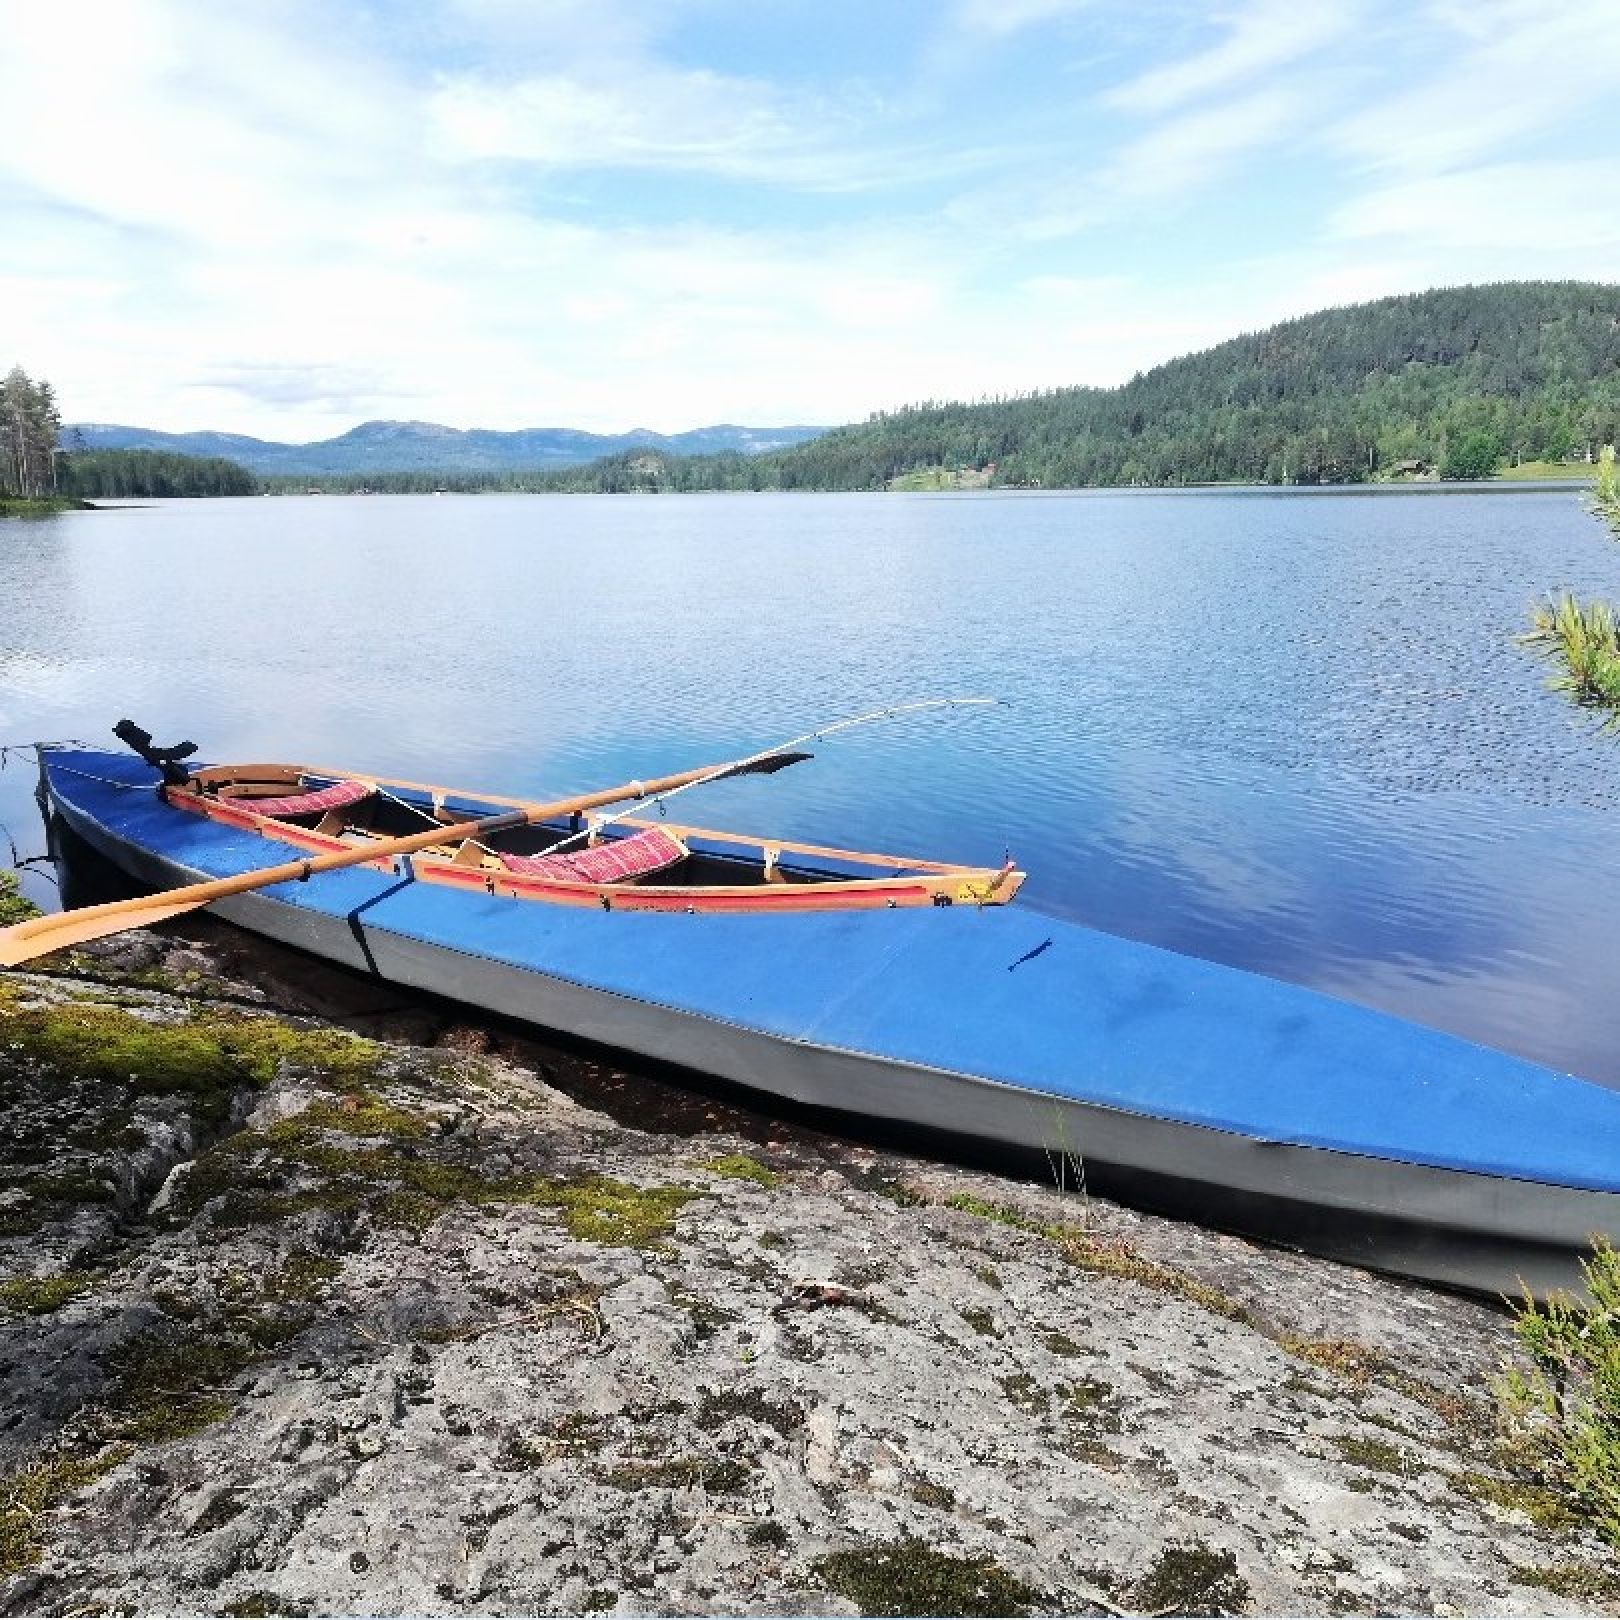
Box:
(501, 695), (1001, 861)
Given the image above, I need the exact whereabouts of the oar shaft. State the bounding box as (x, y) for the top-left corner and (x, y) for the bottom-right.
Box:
(2, 694), (995, 967)
(0, 758), (742, 963)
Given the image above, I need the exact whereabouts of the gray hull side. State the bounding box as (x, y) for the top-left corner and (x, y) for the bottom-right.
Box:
(52, 791), (1619, 1298)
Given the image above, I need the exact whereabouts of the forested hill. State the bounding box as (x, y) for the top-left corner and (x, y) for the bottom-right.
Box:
(541, 281), (1620, 492)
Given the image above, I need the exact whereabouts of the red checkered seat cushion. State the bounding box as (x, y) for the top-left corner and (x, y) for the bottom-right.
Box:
(498, 826), (687, 884)
(231, 779), (373, 819)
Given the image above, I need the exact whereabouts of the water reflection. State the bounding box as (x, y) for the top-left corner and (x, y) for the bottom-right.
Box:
(3, 488), (1618, 1085)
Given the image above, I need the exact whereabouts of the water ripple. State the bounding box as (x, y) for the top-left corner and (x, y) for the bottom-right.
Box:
(4, 488), (1619, 1085)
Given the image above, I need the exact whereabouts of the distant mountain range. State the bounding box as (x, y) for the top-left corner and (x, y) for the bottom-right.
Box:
(62, 419), (829, 476)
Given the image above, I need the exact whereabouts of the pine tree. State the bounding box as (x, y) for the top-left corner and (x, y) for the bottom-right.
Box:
(0, 366), (63, 499)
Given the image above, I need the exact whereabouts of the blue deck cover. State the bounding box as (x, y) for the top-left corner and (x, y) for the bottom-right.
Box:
(41, 748), (1620, 1194)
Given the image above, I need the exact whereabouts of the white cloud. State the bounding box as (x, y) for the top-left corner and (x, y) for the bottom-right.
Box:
(960, 82), (1314, 242)
(1107, 87), (1308, 196)
(430, 67), (816, 177)
(0, 6), (408, 247)
(193, 363), (412, 413)
(1330, 160), (1620, 256)
(951, 0), (1094, 36)
(1107, 0), (1359, 114)
(1329, 4), (1620, 174)
(0, 0), (1613, 445)
(428, 60), (993, 195)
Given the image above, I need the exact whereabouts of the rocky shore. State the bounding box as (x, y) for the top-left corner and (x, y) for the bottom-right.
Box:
(3, 923), (1619, 1616)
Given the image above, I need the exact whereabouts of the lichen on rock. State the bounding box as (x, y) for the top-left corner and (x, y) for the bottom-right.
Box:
(3, 925), (1619, 1616)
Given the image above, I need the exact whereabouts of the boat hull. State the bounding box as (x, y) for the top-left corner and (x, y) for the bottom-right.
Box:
(36, 747), (1620, 1298)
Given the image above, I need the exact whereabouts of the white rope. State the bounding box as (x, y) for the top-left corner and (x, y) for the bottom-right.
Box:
(0, 739), (99, 770)
(369, 784), (505, 858)
(33, 759), (170, 792)
(520, 696), (999, 866)
(373, 785), (443, 827)
(150, 698), (1001, 869)
(296, 697), (999, 866)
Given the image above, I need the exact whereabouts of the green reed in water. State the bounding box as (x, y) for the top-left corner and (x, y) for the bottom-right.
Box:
(1520, 592), (1620, 723)
(1596, 444), (1619, 531)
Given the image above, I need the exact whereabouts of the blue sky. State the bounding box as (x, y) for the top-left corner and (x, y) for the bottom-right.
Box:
(4, 0), (1617, 438)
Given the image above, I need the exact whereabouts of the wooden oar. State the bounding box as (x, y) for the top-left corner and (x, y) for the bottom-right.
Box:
(0, 750), (808, 967)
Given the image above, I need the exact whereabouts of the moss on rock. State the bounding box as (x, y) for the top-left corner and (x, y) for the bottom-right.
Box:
(1130, 1542), (1250, 1616)
(603, 1456), (753, 1493)
(701, 1152), (780, 1188)
(1509, 1561), (1620, 1603)
(0, 1271), (100, 1315)
(0, 993), (388, 1128)
(516, 1174), (699, 1248)
(815, 1537), (1040, 1617)
(168, 1089), (699, 1250)
(1334, 1434), (1415, 1476)
(1447, 1468), (1581, 1531)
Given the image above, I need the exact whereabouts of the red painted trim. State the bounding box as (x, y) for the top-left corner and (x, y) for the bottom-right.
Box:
(423, 857), (942, 911)
(163, 784), (998, 913)
(166, 789), (397, 871)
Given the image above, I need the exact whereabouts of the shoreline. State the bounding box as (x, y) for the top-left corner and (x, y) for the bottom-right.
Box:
(0, 497), (95, 518)
(106, 477), (1597, 502)
(3, 918), (1618, 1614)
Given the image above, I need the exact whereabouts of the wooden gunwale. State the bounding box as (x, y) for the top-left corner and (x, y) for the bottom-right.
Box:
(171, 765), (1024, 912)
(190, 763), (970, 873)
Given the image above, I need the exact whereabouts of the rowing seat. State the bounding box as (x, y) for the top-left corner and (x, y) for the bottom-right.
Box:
(498, 826), (687, 885)
(229, 779), (374, 819)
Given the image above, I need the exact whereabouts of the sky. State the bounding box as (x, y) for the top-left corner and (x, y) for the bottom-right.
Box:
(4, 0), (1618, 441)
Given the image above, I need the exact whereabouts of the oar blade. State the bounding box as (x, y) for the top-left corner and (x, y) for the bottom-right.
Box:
(0, 893), (211, 968)
(717, 749), (813, 780)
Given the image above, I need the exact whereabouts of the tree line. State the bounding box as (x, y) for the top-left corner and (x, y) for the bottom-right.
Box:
(1, 367), (63, 498)
(3, 365), (262, 502)
(506, 281), (1620, 493)
(60, 449), (258, 498)
(11, 283), (1620, 503)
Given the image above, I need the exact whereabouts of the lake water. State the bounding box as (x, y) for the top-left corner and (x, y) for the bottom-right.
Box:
(4, 487), (1619, 1086)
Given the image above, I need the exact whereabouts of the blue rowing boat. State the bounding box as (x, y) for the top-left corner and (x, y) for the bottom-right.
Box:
(30, 741), (1620, 1298)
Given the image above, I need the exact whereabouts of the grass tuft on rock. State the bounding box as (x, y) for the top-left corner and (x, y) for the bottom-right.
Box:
(0, 869), (41, 925)
(815, 1536), (1040, 1617)
(0, 1447), (131, 1575)
(1498, 1236), (1620, 1548)
(941, 1192), (1250, 1323)
(0, 1271), (99, 1315)
(1280, 1335), (1472, 1428)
